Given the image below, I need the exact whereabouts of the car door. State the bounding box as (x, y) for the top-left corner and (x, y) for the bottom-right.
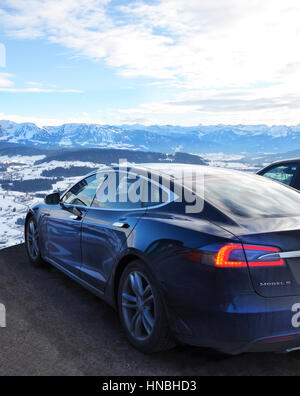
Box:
(46, 174), (100, 276)
(81, 170), (147, 291)
(259, 162), (300, 189)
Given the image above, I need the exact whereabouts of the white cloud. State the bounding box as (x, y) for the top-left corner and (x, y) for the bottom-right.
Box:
(0, 87), (83, 93)
(118, 84), (300, 126)
(1, 0), (300, 124)
(0, 72), (14, 87)
(1, 0), (300, 86)
(0, 74), (82, 93)
(0, 111), (104, 127)
(25, 81), (43, 87)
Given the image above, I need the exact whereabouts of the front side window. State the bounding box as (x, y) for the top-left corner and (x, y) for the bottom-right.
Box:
(261, 163), (298, 187)
(93, 171), (144, 210)
(63, 174), (104, 207)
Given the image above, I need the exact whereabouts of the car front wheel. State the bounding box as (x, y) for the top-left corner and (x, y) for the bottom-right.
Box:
(25, 217), (45, 267)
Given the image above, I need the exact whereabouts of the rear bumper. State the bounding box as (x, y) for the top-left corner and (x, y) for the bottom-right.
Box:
(169, 293), (300, 354)
(177, 332), (300, 355)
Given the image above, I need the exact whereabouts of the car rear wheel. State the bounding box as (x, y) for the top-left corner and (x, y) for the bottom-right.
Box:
(118, 260), (175, 353)
(25, 217), (45, 267)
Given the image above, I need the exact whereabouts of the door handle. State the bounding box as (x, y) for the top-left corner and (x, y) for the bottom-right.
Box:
(113, 222), (130, 229)
(69, 214), (82, 221)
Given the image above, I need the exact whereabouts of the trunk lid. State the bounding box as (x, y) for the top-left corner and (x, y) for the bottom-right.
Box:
(229, 216), (300, 297)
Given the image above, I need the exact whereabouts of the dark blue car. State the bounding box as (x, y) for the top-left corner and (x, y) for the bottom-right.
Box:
(25, 164), (300, 354)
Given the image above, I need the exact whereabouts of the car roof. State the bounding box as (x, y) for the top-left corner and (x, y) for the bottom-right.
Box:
(88, 163), (256, 181)
(131, 163), (207, 176)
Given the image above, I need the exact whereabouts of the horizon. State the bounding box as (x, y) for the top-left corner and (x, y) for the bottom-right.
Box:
(2, 119), (300, 129)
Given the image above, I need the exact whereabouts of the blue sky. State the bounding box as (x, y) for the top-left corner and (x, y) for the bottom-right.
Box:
(0, 37), (165, 123)
(0, 0), (300, 126)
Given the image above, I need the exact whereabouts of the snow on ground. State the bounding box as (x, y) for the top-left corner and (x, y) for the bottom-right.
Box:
(0, 194), (29, 247)
(0, 155), (105, 249)
(199, 153), (260, 172)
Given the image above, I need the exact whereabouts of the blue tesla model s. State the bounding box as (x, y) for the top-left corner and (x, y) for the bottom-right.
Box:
(25, 164), (300, 354)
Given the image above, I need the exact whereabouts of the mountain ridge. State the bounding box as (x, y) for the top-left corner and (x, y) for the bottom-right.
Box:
(1, 120), (300, 154)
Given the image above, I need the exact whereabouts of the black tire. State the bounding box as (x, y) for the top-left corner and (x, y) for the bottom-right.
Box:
(118, 260), (175, 353)
(25, 217), (46, 267)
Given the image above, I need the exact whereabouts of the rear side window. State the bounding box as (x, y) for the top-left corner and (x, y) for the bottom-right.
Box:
(142, 179), (169, 208)
(261, 163), (298, 187)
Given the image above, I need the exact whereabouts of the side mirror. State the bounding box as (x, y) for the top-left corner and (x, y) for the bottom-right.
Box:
(44, 192), (61, 205)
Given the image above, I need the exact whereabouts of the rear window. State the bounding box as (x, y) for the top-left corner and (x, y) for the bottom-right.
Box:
(183, 171), (300, 219)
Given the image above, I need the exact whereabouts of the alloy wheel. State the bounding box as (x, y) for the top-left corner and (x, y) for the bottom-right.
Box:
(27, 220), (40, 260)
(121, 271), (156, 341)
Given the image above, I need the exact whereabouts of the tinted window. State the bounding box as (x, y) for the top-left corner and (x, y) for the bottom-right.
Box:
(93, 172), (143, 210)
(261, 163), (298, 186)
(142, 179), (169, 208)
(63, 174), (103, 207)
(183, 170), (300, 219)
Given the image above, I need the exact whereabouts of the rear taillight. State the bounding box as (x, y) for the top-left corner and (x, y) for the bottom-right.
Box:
(215, 244), (284, 268)
(215, 244), (247, 268)
(187, 243), (285, 268)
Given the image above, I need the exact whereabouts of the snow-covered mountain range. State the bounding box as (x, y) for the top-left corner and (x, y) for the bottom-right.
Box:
(1, 120), (300, 154)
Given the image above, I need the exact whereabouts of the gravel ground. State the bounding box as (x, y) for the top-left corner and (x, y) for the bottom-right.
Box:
(1, 244), (300, 376)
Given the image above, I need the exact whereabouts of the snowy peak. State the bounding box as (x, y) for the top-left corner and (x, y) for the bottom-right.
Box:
(1, 121), (300, 154)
